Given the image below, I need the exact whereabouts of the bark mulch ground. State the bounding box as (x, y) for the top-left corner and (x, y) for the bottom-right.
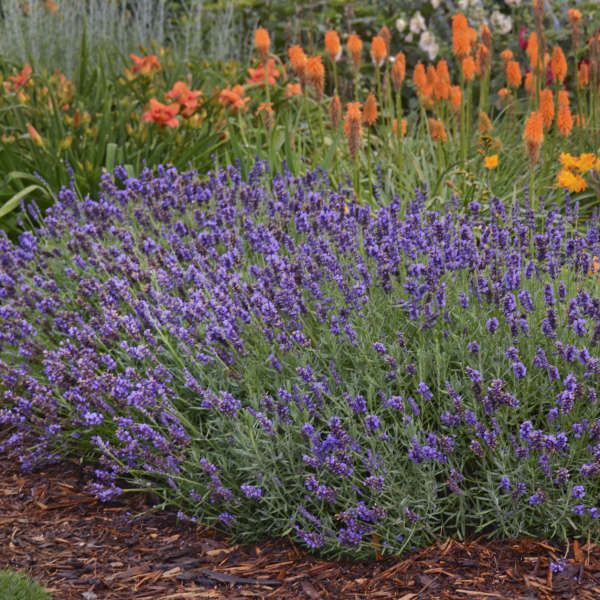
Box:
(1, 454), (600, 599)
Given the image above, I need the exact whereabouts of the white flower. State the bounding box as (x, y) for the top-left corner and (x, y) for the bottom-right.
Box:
(491, 10), (512, 34)
(505, 0), (521, 6)
(395, 17), (407, 33)
(405, 33), (413, 43)
(419, 31), (439, 61)
(431, 0), (441, 8)
(409, 11), (426, 34)
(458, 0), (469, 10)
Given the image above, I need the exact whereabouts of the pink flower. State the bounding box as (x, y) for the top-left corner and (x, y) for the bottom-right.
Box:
(519, 27), (527, 51)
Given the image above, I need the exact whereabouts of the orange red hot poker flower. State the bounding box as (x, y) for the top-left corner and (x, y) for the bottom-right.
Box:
(551, 45), (568, 84)
(288, 45), (307, 85)
(391, 53), (406, 91)
(452, 13), (477, 60)
(363, 93), (377, 126)
(347, 34), (363, 72)
(344, 102), (362, 160)
(324, 30), (342, 62)
(306, 56), (325, 101)
(523, 111), (544, 164)
(370, 36), (387, 67)
(254, 28), (270, 60)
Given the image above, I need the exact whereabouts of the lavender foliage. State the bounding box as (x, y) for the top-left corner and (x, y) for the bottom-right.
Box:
(1, 161), (600, 558)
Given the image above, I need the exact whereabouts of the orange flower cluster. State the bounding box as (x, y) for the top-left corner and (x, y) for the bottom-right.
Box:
(246, 59), (280, 87)
(344, 102), (362, 159)
(330, 94), (341, 129)
(219, 85), (250, 112)
(254, 28), (270, 60)
(428, 118), (447, 142)
(579, 62), (590, 88)
(413, 60), (456, 108)
(363, 93), (377, 126)
(285, 83), (302, 98)
(556, 91), (573, 138)
(391, 53), (406, 92)
(370, 36), (387, 67)
(129, 54), (161, 75)
(165, 81), (202, 118)
(506, 60), (522, 88)
(306, 56), (325, 101)
(451, 13), (477, 60)
(325, 30), (342, 63)
(288, 45), (307, 86)
(526, 33), (539, 70)
(500, 49), (513, 68)
(551, 45), (567, 83)
(462, 56), (476, 82)
(393, 118), (407, 137)
(523, 111), (544, 164)
(539, 88), (554, 129)
(5, 62), (32, 93)
(347, 34), (363, 72)
(142, 99), (179, 128)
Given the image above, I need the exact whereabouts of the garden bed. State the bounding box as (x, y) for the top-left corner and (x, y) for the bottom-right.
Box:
(2, 452), (600, 599)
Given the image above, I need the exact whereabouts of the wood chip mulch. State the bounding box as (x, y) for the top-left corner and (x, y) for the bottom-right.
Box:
(1, 453), (600, 599)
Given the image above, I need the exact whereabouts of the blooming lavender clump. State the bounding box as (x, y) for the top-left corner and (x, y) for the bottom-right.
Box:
(486, 318), (499, 334)
(1, 161), (600, 559)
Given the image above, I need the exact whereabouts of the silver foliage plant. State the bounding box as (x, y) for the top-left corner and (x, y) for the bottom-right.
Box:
(0, 0), (252, 76)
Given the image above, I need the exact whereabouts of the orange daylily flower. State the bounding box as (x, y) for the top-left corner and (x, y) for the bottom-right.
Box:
(246, 59), (280, 87)
(218, 85), (250, 112)
(142, 99), (179, 128)
(26, 123), (44, 147)
(285, 83), (302, 98)
(8, 63), (32, 92)
(129, 54), (161, 75)
(165, 81), (203, 118)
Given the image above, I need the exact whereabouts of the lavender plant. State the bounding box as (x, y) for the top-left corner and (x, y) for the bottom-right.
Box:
(1, 161), (599, 558)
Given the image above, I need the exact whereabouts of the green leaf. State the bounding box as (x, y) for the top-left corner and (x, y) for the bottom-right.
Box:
(0, 185), (44, 219)
(105, 142), (118, 173)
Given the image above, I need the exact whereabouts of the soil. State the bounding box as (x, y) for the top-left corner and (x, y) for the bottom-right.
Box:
(1, 453), (599, 599)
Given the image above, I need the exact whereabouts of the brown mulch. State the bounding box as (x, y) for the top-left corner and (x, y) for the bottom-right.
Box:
(1, 454), (600, 599)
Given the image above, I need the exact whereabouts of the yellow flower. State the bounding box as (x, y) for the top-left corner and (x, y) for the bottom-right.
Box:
(576, 153), (596, 173)
(556, 169), (586, 193)
(559, 152), (579, 170)
(591, 256), (599, 275)
(484, 154), (498, 169)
